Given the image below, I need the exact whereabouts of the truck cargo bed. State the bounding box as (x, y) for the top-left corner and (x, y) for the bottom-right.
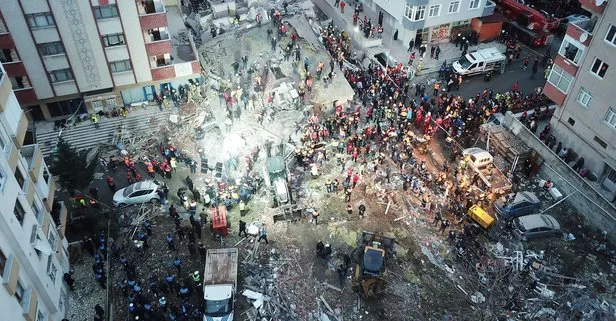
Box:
(204, 248), (238, 285)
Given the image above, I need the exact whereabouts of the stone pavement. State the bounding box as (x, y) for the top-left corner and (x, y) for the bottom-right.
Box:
(313, 0), (506, 75)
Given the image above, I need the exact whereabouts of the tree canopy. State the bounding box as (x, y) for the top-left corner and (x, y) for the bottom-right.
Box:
(50, 138), (97, 192)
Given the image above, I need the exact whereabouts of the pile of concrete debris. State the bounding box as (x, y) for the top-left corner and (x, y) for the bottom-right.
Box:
(237, 230), (351, 321)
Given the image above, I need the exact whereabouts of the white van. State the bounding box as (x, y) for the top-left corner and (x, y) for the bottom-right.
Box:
(462, 148), (494, 169)
(453, 48), (506, 76)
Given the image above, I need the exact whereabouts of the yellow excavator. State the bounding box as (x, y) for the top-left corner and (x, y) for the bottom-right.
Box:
(351, 231), (396, 298)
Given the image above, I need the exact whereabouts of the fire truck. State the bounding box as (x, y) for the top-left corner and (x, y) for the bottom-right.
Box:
(495, 0), (561, 46)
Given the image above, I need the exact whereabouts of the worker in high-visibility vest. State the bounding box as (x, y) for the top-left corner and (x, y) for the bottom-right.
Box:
(147, 162), (155, 178)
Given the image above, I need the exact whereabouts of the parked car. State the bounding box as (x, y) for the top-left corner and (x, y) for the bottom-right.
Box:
(113, 180), (161, 207)
(512, 214), (561, 241)
(494, 191), (541, 220)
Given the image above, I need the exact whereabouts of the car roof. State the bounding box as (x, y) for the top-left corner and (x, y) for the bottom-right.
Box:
(133, 180), (158, 190)
(517, 214), (559, 230)
(516, 191), (540, 204)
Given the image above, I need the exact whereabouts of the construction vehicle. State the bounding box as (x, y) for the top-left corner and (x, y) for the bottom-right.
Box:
(263, 155), (292, 207)
(203, 248), (238, 321)
(495, 0), (560, 46)
(351, 231), (396, 298)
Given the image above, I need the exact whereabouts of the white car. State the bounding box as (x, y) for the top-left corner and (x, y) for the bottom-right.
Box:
(113, 180), (161, 207)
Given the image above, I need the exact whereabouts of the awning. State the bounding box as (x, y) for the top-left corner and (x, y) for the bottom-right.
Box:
(34, 238), (54, 256)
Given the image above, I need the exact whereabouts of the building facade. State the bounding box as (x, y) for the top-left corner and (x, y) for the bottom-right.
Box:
(543, 0), (616, 194)
(0, 64), (69, 321)
(363, 0), (496, 46)
(0, 0), (201, 121)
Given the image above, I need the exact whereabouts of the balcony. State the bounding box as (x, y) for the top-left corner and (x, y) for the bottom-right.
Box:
(145, 40), (172, 57)
(51, 201), (67, 238)
(151, 65), (175, 81)
(12, 114), (28, 149)
(137, 0), (165, 15)
(139, 13), (168, 31)
(14, 88), (38, 106)
(20, 144), (43, 182)
(579, 0), (607, 15)
(144, 27), (170, 43)
(566, 18), (596, 46)
(543, 82), (567, 106)
(482, 0), (496, 17)
(44, 178), (55, 212)
(0, 33), (14, 48)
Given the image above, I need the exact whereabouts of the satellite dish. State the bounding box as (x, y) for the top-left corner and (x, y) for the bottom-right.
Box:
(580, 32), (589, 42)
(596, 0), (605, 6)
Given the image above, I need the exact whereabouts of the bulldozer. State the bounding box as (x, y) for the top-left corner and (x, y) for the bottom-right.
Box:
(351, 231), (396, 298)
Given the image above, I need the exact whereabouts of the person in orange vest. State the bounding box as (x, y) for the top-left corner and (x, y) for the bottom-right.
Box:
(146, 162), (155, 178)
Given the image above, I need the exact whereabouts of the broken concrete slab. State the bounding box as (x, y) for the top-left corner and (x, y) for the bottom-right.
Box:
(199, 14), (213, 29)
(212, 1), (236, 19)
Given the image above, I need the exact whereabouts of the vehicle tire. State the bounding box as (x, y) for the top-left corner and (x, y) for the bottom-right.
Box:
(150, 198), (160, 204)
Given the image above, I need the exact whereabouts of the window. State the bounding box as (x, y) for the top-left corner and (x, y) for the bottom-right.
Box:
(15, 169), (25, 190)
(30, 225), (38, 245)
(36, 309), (45, 321)
(428, 5), (441, 18)
(559, 39), (584, 65)
(14, 200), (25, 225)
(0, 167), (5, 192)
(42, 166), (50, 184)
(49, 69), (73, 83)
(46, 256), (57, 284)
(469, 0), (481, 9)
(0, 249), (6, 275)
(405, 5), (426, 21)
(605, 107), (616, 129)
(0, 134), (5, 152)
(38, 42), (64, 56)
(576, 87), (592, 108)
(92, 100), (104, 110)
(94, 5), (119, 19)
(107, 98), (117, 107)
(15, 281), (25, 303)
(448, 1), (460, 13)
(48, 229), (57, 250)
(605, 24), (616, 46)
(594, 136), (607, 149)
(548, 65), (573, 93)
(109, 59), (132, 73)
(26, 12), (54, 28)
(567, 117), (575, 126)
(102, 33), (125, 47)
(32, 202), (43, 224)
(590, 58), (609, 78)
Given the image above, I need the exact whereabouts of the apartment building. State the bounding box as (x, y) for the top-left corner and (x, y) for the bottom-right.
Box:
(0, 0), (201, 121)
(543, 0), (616, 194)
(361, 0), (496, 46)
(0, 64), (69, 321)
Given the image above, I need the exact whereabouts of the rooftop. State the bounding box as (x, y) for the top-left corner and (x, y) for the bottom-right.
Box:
(167, 6), (197, 63)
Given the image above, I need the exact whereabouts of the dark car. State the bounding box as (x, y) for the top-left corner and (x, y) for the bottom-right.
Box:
(494, 191), (541, 220)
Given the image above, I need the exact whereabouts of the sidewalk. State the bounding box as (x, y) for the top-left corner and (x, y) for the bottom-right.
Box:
(313, 0), (506, 75)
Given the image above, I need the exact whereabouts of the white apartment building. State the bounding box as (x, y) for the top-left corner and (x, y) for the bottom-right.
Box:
(0, 0), (201, 121)
(543, 0), (616, 194)
(362, 0), (496, 46)
(0, 64), (69, 321)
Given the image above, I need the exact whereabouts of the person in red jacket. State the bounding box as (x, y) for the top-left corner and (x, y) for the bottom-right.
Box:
(340, 1), (346, 13)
